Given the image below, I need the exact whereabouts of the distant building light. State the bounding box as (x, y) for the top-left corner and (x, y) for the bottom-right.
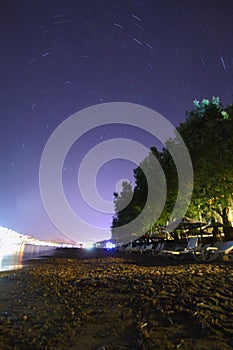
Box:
(106, 242), (115, 249)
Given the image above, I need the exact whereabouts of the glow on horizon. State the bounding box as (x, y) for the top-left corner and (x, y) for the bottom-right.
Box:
(0, 226), (64, 247)
(0, 226), (96, 249)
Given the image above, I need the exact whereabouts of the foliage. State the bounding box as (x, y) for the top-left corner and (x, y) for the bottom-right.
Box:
(112, 181), (140, 228)
(178, 97), (233, 224)
(112, 96), (233, 239)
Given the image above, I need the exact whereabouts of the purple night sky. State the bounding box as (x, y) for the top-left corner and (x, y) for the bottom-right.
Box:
(1, 0), (233, 243)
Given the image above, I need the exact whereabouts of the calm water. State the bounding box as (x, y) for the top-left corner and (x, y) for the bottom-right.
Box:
(0, 243), (56, 272)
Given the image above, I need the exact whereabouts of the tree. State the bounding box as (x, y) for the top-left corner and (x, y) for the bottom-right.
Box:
(178, 97), (233, 229)
(111, 96), (233, 241)
(111, 181), (142, 242)
(112, 181), (137, 227)
(111, 147), (176, 239)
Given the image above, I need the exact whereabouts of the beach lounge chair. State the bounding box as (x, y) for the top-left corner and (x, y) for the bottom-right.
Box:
(158, 237), (199, 259)
(135, 244), (145, 254)
(143, 243), (154, 254)
(152, 241), (165, 255)
(184, 237), (199, 251)
(193, 240), (233, 262)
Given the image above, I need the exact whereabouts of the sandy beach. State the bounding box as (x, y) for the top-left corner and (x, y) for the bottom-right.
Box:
(0, 248), (233, 350)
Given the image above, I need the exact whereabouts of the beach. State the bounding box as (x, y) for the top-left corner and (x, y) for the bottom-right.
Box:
(0, 249), (233, 350)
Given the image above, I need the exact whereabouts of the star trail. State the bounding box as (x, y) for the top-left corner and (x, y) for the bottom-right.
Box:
(0, 0), (233, 243)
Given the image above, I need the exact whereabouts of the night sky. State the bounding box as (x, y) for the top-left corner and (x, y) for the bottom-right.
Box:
(1, 0), (233, 244)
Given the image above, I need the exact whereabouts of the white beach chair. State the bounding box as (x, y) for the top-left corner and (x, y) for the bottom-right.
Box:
(193, 240), (233, 262)
(152, 241), (165, 255)
(158, 237), (199, 260)
(143, 243), (154, 254)
(185, 237), (199, 251)
(135, 244), (145, 254)
(158, 237), (194, 257)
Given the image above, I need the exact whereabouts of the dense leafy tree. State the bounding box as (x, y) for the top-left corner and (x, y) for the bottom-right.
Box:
(178, 97), (233, 228)
(111, 147), (177, 240)
(112, 97), (233, 240)
(112, 181), (139, 227)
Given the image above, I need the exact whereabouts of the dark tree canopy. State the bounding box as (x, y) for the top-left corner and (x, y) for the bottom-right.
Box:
(112, 97), (233, 240)
(178, 97), (233, 227)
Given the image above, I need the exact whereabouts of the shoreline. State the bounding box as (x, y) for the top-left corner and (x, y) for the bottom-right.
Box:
(1, 249), (233, 349)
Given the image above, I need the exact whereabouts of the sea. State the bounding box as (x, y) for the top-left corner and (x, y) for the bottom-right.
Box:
(0, 243), (56, 272)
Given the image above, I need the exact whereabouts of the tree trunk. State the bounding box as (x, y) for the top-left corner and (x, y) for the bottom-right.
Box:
(222, 207), (233, 239)
(222, 207), (230, 226)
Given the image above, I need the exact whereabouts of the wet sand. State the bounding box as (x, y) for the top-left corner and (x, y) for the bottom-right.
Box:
(0, 248), (233, 349)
